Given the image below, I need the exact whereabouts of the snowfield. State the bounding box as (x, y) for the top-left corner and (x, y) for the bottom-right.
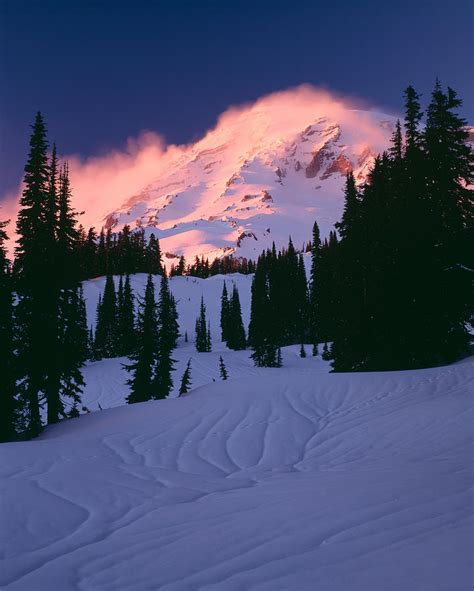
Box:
(1, 274), (473, 590)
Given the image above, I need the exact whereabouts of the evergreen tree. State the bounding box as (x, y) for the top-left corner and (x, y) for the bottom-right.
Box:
(146, 233), (163, 274)
(220, 281), (230, 342)
(178, 360), (192, 396)
(125, 274), (158, 403)
(276, 347), (283, 368)
(195, 296), (209, 352)
(97, 229), (107, 276)
(56, 287), (87, 416)
(404, 85), (423, 154)
(94, 275), (118, 358)
(15, 113), (52, 436)
(0, 220), (18, 442)
(57, 162), (81, 282)
(219, 356), (228, 380)
(309, 219), (322, 348)
(151, 273), (178, 399)
(227, 284), (246, 350)
(206, 320), (212, 352)
(117, 274), (136, 356)
(335, 171), (360, 240)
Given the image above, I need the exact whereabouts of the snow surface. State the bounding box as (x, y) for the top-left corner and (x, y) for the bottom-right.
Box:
(1, 273), (473, 590)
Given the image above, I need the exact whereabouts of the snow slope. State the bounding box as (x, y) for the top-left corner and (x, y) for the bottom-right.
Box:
(86, 87), (397, 264)
(1, 273), (473, 590)
(1, 357), (473, 590)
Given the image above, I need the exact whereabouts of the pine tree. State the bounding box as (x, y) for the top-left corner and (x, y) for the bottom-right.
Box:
(219, 356), (228, 380)
(57, 163), (81, 282)
(309, 219), (322, 348)
(195, 296), (209, 352)
(404, 85), (423, 155)
(151, 273), (178, 400)
(57, 287), (87, 416)
(15, 113), (53, 436)
(178, 360), (192, 396)
(125, 274), (158, 403)
(76, 285), (90, 363)
(227, 284), (246, 350)
(146, 233), (163, 274)
(420, 81), (474, 363)
(94, 275), (118, 358)
(220, 281), (230, 342)
(206, 320), (212, 352)
(335, 171), (360, 240)
(97, 229), (107, 276)
(0, 220), (18, 441)
(117, 274), (136, 356)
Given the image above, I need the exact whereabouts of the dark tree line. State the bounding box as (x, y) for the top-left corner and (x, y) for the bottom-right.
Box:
(125, 273), (179, 403)
(74, 229), (255, 282)
(170, 254), (255, 278)
(249, 82), (473, 371)
(324, 82), (473, 371)
(74, 225), (164, 280)
(248, 238), (307, 366)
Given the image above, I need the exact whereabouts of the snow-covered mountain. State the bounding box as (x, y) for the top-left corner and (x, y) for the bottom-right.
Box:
(95, 88), (397, 263)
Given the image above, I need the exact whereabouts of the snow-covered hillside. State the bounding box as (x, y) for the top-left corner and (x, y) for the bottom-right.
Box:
(1, 273), (473, 590)
(2, 358), (473, 590)
(88, 88), (397, 264)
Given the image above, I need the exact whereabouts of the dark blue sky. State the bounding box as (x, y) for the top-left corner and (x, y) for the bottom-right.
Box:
(1, 0), (472, 199)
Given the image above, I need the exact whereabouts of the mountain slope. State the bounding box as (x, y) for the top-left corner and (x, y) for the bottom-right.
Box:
(96, 88), (397, 263)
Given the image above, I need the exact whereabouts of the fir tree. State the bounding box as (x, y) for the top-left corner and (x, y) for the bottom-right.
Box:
(15, 113), (52, 436)
(219, 356), (228, 380)
(335, 171), (360, 240)
(309, 219), (322, 348)
(178, 360), (192, 396)
(151, 273), (178, 400)
(57, 162), (81, 283)
(195, 296), (209, 352)
(404, 85), (423, 154)
(220, 281), (230, 342)
(206, 320), (212, 352)
(227, 284), (246, 350)
(94, 275), (118, 358)
(146, 233), (163, 274)
(125, 274), (158, 403)
(0, 220), (18, 441)
(117, 274), (136, 356)
(57, 287), (87, 416)
(276, 348), (283, 368)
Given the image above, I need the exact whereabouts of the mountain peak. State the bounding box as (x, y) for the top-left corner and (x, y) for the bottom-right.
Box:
(81, 87), (398, 264)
